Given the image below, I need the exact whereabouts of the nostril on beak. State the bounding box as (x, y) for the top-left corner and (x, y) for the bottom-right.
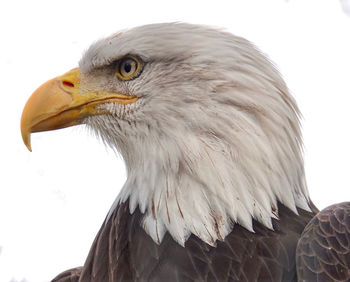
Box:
(62, 81), (74, 88)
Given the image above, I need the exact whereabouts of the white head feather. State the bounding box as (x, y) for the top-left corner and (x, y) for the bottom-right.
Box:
(79, 23), (311, 246)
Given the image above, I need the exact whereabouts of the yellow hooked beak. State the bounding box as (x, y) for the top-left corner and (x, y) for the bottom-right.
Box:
(21, 68), (138, 151)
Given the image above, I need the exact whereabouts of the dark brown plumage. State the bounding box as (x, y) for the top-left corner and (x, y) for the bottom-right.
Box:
(53, 201), (317, 282)
(296, 202), (350, 281)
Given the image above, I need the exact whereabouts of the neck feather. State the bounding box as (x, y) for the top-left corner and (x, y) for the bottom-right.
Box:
(105, 124), (311, 246)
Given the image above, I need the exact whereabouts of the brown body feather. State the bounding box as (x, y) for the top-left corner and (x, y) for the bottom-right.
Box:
(296, 202), (350, 281)
(53, 201), (317, 282)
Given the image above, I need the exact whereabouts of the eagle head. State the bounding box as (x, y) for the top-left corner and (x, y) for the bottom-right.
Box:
(21, 23), (311, 246)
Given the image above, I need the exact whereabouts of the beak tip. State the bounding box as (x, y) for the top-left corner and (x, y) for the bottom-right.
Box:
(21, 128), (32, 152)
(26, 143), (32, 152)
(23, 136), (32, 152)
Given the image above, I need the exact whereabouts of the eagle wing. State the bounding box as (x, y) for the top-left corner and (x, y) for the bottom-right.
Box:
(296, 202), (350, 281)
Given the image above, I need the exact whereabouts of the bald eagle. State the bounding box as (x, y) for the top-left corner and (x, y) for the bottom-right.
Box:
(21, 23), (350, 282)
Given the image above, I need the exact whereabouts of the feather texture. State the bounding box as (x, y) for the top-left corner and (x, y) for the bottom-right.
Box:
(297, 202), (350, 281)
(80, 23), (311, 245)
(53, 200), (317, 282)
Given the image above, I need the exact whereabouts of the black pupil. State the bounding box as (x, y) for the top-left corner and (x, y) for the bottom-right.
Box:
(123, 61), (132, 73)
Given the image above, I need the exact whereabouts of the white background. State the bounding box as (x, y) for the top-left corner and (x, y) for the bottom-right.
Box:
(1, 0), (350, 281)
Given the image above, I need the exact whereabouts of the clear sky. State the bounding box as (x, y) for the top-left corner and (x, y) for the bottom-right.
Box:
(1, 0), (350, 281)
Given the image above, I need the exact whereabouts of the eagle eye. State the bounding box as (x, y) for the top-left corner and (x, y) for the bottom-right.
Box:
(115, 56), (142, 80)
